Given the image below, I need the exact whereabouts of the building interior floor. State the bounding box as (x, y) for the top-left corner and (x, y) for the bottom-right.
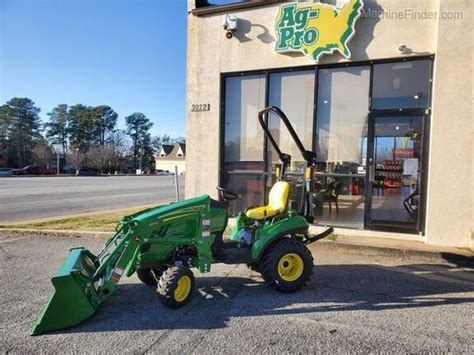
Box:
(315, 187), (416, 230)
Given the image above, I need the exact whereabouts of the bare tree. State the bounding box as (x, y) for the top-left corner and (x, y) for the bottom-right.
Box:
(109, 130), (130, 173)
(32, 141), (53, 168)
(87, 145), (117, 174)
(66, 150), (85, 175)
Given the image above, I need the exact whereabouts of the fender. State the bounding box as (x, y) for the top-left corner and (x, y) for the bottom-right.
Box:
(251, 215), (309, 262)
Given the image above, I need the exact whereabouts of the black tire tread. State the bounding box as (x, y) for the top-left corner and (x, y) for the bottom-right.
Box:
(157, 266), (194, 308)
(259, 238), (314, 292)
(136, 267), (165, 286)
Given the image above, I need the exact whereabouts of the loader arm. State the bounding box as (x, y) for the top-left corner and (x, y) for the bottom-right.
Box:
(32, 195), (215, 336)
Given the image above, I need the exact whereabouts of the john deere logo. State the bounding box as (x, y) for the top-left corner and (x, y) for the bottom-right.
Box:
(275, 0), (364, 62)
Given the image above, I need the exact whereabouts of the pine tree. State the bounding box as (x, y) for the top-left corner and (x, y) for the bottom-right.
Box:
(45, 104), (69, 157)
(0, 98), (42, 167)
(125, 113), (153, 170)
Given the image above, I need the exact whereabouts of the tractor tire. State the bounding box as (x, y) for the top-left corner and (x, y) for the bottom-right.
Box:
(136, 267), (165, 286)
(259, 238), (313, 292)
(157, 266), (194, 308)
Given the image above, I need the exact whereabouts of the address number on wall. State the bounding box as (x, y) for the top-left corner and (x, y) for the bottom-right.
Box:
(191, 103), (210, 112)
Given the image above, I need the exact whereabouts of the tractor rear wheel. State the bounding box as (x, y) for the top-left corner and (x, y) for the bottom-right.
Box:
(259, 238), (313, 292)
(136, 267), (165, 286)
(157, 266), (194, 308)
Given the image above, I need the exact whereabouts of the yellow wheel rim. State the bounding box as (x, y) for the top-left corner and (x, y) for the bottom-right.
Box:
(277, 253), (304, 282)
(174, 275), (191, 302)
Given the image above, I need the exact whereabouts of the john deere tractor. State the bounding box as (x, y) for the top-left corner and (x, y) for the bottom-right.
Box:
(32, 106), (333, 335)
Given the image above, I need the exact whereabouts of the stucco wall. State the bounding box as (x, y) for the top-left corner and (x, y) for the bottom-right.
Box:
(425, 0), (473, 248)
(185, 0), (472, 248)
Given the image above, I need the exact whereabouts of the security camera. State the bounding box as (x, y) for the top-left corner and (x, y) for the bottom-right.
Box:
(222, 14), (238, 39)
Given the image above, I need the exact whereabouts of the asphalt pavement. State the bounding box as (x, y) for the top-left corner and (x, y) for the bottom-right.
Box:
(0, 176), (184, 223)
(0, 233), (472, 353)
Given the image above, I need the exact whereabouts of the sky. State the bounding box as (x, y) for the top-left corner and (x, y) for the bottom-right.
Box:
(0, 0), (187, 137)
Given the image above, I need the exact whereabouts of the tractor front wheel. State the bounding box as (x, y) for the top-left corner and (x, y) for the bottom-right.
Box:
(136, 267), (165, 286)
(259, 238), (313, 292)
(157, 266), (194, 308)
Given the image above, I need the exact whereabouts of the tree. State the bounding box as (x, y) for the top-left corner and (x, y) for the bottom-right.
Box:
(0, 98), (42, 167)
(68, 104), (94, 152)
(87, 145), (117, 174)
(140, 133), (155, 171)
(32, 140), (53, 168)
(66, 150), (86, 175)
(91, 105), (118, 145)
(173, 136), (186, 144)
(151, 134), (171, 152)
(0, 105), (11, 159)
(125, 113), (153, 170)
(109, 129), (130, 172)
(45, 104), (69, 157)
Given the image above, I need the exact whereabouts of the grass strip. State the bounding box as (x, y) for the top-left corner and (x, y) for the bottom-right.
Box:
(1, 206), (151, 232)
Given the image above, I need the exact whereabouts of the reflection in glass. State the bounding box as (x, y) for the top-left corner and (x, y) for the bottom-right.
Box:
(223, 75), (266, 215)
(315, 66), (370, 228)
(268, 71), (315, 172)
(224, 75), (266, 162)
(372, 60), (432, 109)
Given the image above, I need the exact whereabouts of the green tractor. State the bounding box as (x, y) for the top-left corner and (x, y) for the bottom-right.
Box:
(32, 106), (333, 335)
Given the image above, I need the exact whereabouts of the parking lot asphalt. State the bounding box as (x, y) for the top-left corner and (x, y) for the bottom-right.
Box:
(0, 176), (184, 223)
(0, 232), (473, 353)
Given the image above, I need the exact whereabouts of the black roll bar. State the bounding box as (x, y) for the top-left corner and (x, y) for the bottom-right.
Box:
(257, 106), (317, 169)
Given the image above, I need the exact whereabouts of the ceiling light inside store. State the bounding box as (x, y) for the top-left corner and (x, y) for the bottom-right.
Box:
(323, 100), (328, 104)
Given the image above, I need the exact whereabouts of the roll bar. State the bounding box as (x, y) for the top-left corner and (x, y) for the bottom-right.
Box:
(257, 106), (317, 171)
(258, 106), (318, 223)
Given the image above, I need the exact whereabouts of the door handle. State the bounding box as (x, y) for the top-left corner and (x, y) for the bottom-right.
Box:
(369, 165), (375, 182)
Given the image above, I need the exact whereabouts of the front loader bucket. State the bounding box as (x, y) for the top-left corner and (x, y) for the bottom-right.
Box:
(31, 248), (99, 335)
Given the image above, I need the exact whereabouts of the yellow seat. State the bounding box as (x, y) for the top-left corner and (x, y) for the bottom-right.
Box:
(245, 181), (290, 220)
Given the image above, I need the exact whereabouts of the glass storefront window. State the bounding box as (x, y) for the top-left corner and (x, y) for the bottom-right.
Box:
(315, 66), (370, 228)
(224, 75), (266, 162)
(372, 60), (432, 109)
(221, 58), (432, 233)
(268, 71), (315, 172)
(223, 75), (266, 215)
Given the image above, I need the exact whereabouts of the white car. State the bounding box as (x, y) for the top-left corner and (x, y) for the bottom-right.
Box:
(156, 169), (174, 176)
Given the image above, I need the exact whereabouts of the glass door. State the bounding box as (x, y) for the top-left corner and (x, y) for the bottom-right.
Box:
(365, 112), (426, 232)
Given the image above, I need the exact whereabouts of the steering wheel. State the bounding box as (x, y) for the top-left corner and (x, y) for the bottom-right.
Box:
(216, 186), (240, 201)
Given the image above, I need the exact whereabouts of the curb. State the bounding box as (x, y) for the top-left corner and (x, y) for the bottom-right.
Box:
(1, 228), (472, 263)
(313, 239), (473, 263)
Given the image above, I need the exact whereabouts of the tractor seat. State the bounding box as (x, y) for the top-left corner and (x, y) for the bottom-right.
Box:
(245, 181), (290, 220)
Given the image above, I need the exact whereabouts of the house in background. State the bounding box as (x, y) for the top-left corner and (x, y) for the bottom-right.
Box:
(155, 143), (186, 175)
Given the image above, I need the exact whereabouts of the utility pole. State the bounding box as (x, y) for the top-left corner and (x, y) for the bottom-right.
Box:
(56, 145), (60, 175)
(174, 165), (180, 201)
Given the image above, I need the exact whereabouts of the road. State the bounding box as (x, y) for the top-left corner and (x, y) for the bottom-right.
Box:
(0, 176), (184, 223)
(0, 233), (472, 353)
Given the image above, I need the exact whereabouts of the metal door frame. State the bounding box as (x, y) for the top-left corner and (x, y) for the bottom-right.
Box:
(364, 109), (430, 233)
